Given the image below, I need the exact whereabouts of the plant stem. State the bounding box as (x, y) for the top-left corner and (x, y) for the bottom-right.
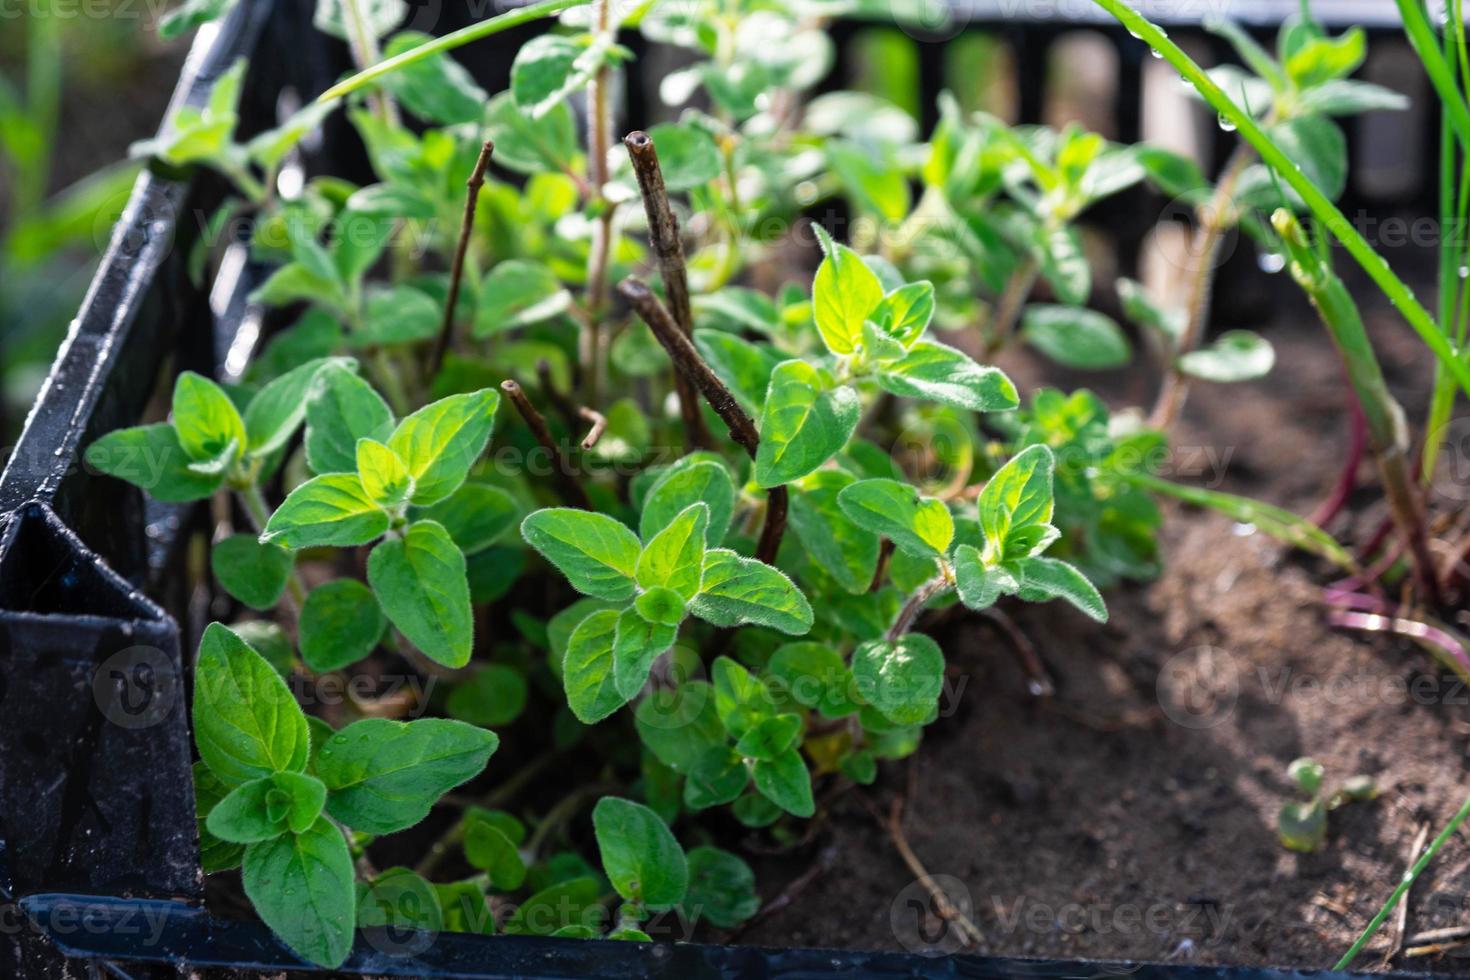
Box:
(1150, 142), (1254, 431)
(338, 0), (398, 124)
(577, 406), (607, 450)
(1092, 0), (1470, 402)
(980, 257), (1037, 358)
(430, 139), (494, 380)
(887, 573), (951, 641)
(581, 0), (615, 408)
(501, 380), (592, 510)
(237, 485), (306, 608)
(1274, 210), (1441, 606)
(624, 129), (712, 451)
(1335, 790), (1470, 970)
(1395, 0), (1470, 153)
(618, 277), (787, 564)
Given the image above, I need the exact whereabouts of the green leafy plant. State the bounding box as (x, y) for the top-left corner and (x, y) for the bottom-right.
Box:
(1276, 757), (1376, 854)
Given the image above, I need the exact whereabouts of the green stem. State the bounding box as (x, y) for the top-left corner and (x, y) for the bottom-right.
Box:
(887, 572), (952, 642)
(237, 485), (306, 608)
(1090, 0), (1470, 402)
(1335, 790), (1470, 970)
(1395, 0), (1470, 153)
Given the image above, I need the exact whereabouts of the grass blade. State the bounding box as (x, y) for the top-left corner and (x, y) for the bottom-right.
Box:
(1396, 0), (1470, 153)
(316, 0), (592, 105)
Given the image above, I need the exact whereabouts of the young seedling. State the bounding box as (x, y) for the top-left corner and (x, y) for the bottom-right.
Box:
(1277, 757), (1377, 853)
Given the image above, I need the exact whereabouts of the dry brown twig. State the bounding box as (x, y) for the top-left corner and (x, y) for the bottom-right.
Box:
(430, 139), (494, 378)
(501, 380), (592, 510)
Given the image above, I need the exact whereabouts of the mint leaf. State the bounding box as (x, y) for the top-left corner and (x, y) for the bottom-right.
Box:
(851, 632), (944, 726)
(511, 33), (599, 118)
(634, 680), (724, 774)
(562, 608), (626, 724)
(735, 713), (802, 761)
(693, 329), (781, 415)
(85, 423), (224, 502)
(811, 225), (883, 355)
(592, 797), (689, 911)
(1014, 556), (1108, 622)
(521, 509), (641, 601)
(245, 357), (343, 458)
(639, 458), (736, 545)
(871, 281), (935, 347)
(751, 748), (814, 817)
(877, 340), (1019, 412)
(446, 664), (528, 728)
(636, 502), (707, 600)
(951, 545), (1015, 611)
(754, 360), (860, 487)
(836, 479), (954, 559)
(612, 607), (678, 701)
(504, 877), (601, 935)
(979, 444), (1054, 554)
(357, 866), (445, 931)
(211, 533), (293, 611)
(305, 361), (394, 474)
(769, 642), (857, 718)
(690, 549), (813, 634)
(681, 846), (758, 928)
(1177, 330), (1274, 383)
(386, 389), (499, 506)
(683, 747), (748, 810)
(464, 813), (528, 890)
(356, 437), (414, 508)
(473, 259), (571, 337)
(262, 473), (389, 549)
(712, 656), (768, 739)
(194, 623), (309, 785)
(367, 519), (473, 668)
(173, 371), (245, 463)
(242, 817), (355, 968)
(300, 579), (386, 672)
(787, 470), (880, 594)
(207, 771), (327, 842)
(318, 717), (498, 834)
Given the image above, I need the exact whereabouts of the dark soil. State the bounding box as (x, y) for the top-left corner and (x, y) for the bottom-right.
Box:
(739, 277), (1470, 971)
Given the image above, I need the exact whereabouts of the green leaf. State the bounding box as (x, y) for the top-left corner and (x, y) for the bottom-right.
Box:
(1278, 799), (1327, 853)
(871, 281), (935, 348)
(769, 642), (858, 718)
(712, 656), (769, 739)
(1294, 79), (1409, 116)
(683, 746), (749, 810)
(193, 623), (309, 785)
(245, 357), (344, 458)
(634, 680), (724, 774)
(318, 717), (498, 834)
(640, 458), (735, 545)
(851, 632), (945, 726)
(313, 0), (406, 40)
(159, 0), (235, 38)
(1178, 330), (1275, 382)
(521, 509), (641, 601)
(735, 713), (802, 761)
(473, 260), (572, 337)
(305, 362), (394, 475)
(504, 877), (601, 935)
(1117, 277), (1185, 343)
(386, 389), (499, 506)
(876, 341), (1019, 412)
(754, 360), (861, 488)
(561, 608), (627, 723)
(787, 470), (880, 594)
(592, 797), (689, 910)
(836, 479), (954, 560)
(1267, 115), (1347, 201)
(207, 771), (327, 842)
(356, 438), (413, 508)
(85, 424), (225, 502)
(635, 586), (686, 627)
(979, 444), (1055, 554)
(692, 329), (782, 415)
(811, 225), (883, 355)
(464, 814), (528, 890)
(483, 92), (579, 175)
(447, 664), (528, 728)
(1021, 305), (1131, 369)
(952, 545), (1015, 611)
(210, 534), (293, 611)
(681, 846), (759, 928)
(1014, 557), (1107, 621)
(380, 30), (488, 125)
(636, 502), (708, 600)
(173, 371), (245, 463)
(511, 33), (600, 117)
(690, 549), (813, 635)
(300, 578), (386, 672)
(262, 473), (390, 550)
(368, 520), (474, 668)
(358, 866), (444, 931)
(242, 817), (355, 968)
(1285, 27), (1365, 88)
(751, 748), (814, 817)
(644, 122), (721, 191)
(352, 285), (441, 348)
(413, 483), (519, 555)
(612, 607), (678, 700)
(1035, 225), (1089, 306)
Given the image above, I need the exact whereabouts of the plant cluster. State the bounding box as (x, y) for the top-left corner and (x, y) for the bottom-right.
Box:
(82, 0), (1432, 968)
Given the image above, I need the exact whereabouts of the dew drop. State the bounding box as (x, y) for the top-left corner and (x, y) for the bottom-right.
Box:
(1217, 115), (1237, 133)
(1258, 252), (1285, 274)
